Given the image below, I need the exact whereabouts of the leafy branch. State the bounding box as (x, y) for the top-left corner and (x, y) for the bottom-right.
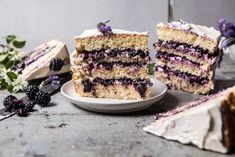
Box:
(0, 35), (27, 93)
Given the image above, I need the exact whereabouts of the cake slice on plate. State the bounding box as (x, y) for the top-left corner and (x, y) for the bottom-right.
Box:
(13, 39), (70, 80)
(71, 23), (152, 99)
(144, 86), (235, 153)
(154, 20), (221, 94)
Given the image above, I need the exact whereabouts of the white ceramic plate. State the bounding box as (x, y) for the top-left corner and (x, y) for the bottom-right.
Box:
(61, 78), (167, 113)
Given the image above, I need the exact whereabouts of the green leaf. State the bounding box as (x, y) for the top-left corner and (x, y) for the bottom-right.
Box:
(147, 63), (155, 75)
(0, 53), (8, 62)
(5, 60), (15, 69)
(6, 71), (17, 81)
(1, 57), (9, 65)
(12, 40), (26, 49)
(0, 64), (5, 68)
(0, 79), (8, 89)
(7, 85), (14, 93)
(5, 35), (16, 44)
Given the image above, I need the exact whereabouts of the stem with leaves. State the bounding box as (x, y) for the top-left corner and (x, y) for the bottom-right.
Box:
(0, 35), (27, 93)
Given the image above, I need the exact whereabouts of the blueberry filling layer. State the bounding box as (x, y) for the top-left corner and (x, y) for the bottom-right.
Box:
(81, 78), (152, 98)
(156, 51), (201, 66)
(154, 40), (218, 59)
(88, 61), (147, 71)
(13, 44), (55, 72)
(155, 65), (209, 85)
(79, 48), (150, 62)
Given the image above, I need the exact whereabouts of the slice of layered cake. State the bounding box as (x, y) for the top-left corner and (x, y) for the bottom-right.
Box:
(71, 24), (152, 99)
(154, 20), (221, 94)
(13, 39), (70, 80)
(144, 86), (235, 153)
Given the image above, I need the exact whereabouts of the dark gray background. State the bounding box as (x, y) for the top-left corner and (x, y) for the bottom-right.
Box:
(0, 0), (235, 58)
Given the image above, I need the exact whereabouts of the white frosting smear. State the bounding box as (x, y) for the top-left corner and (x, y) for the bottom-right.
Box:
(157, 20), (221, 41)
(75, 29), (148, 39)
(143, 86), (235, 153)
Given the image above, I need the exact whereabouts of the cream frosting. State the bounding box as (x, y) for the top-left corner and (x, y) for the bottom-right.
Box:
(21, 39), (71, 80)
(74, 29), (148, 39)
(143, 90), (231, 153)
(157, 20), (221, 42)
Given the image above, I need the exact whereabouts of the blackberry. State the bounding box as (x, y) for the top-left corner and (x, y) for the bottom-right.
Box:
(49, 58), (64, 71)
(14, 101), (25, 110)
(103, 63), (113, 70)
(25, 102), (35, 112)
(134, 82), (147, 98)
(3, 95), (17, 112)
(35, 90), (51, 107)
(82, 79), (93, 92)
(26, 85), (39, 100)
(17, 108), (28, 117)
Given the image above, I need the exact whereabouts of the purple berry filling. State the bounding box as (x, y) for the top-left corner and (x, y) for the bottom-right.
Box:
(156, 51), (201, 66)
(13, 45), (55, 72)
(87, 61), (147, 71)
(155, 65), (209, 85)
(154, 40), (218, 64)
(79, 48), (150, 63)
(82, 79), (93, 92)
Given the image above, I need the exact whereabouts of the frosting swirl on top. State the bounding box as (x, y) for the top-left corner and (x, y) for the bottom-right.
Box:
(157, 20), (221, 41)
(75, 29), (148, 39)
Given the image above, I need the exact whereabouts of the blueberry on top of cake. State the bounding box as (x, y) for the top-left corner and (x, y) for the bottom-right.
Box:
(71, 24), (152, 100)
(144, 86), (235, 153)
(154, 20), (221, 94)
(13, 39), (70, 80)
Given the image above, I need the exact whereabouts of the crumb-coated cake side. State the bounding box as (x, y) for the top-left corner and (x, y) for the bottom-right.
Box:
(71, 26), (152, 100)
(144, 86), (235, 153)
(154, 20), (221, 94)
(71, 64), (149, 80)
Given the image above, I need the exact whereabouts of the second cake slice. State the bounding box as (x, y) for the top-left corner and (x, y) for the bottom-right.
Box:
(154, 20), (221, 94)
(71, 28), (152, 99)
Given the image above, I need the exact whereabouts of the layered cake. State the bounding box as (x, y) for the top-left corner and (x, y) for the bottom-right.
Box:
(13, 39), (70, 80)
(71, 25), (152, 99)
(144, 86), (235, 153)
(154, 20), (221, 94)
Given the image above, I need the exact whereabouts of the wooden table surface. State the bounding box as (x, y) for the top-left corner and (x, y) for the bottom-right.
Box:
(0, 55), (235, 157)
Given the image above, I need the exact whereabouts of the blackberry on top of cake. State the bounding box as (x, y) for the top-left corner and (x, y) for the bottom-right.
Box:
(71, 21), (152, 99)
(154, 20), (221, 94)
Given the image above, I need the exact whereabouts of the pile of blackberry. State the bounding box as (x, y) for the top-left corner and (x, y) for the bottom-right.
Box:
(3, 84), (51, 117)
(3, 95), (35, 117)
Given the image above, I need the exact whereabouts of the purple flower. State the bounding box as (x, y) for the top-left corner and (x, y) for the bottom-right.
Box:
(217, 18), (235, 51)
(217, 19), (235, 38)
(51, 80), (60, 86)
(223, 29), (235, 38)
(43, 75), (59, 85)
(221, 38), (235, 49)
(97, 20), (113, 35)
(217, 19), (226, 29)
